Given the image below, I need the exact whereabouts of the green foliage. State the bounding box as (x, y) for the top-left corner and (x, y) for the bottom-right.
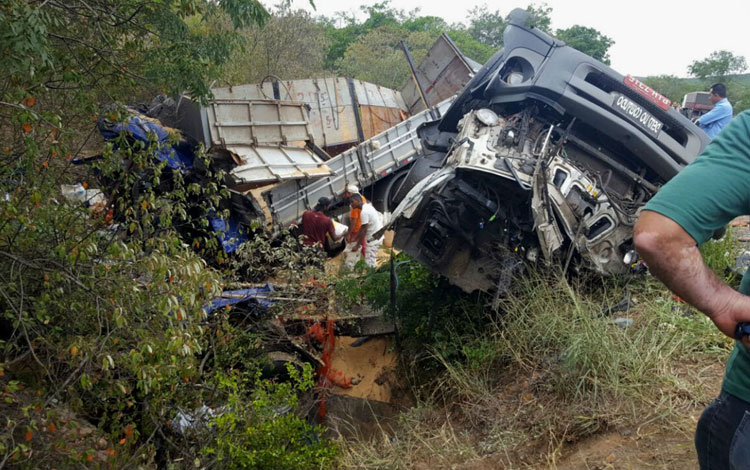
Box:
(524, 3), (553, 34)
(229, 230), (325, 283)
(0, 2), (54, 79)
(204, 369), (337, 470)
(468, 274), (729, 397)
(403, 15), (449, 34)
(339, 272), (727, 469)
(434, 276), (733, 436)
(446, 30), (495, 64)
(642, 74), (701, 102)
(319, 14), (362, 71)
(334, 253), (485, 362)
(456, 2), (553, 50)
(465, 5), (506, 48)
(700, 227), (740, 285)
(337, 25), (439, 89)
(321, 2), (610, 90)
(555, 25), (614, 64)
(730, 82), (750, 114)
(0, 1), (338, 468)
(319, 1), (403, 71)
(0, 0), (268, 104)
(688, 50), (748, 81)
(0, 130), (226, 465)
(320, 1), (500, 86)
(218, 0), (271, 29)
(211, 2), (330, 85)
(642, 74), (750, 114)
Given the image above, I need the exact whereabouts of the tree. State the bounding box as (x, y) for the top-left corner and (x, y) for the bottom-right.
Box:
(217, 3), (330, 84)
(688, 50), (748, 81)
(524, 3), (553, 34)
(464, 3), (554, 47)
(337, 25), (438, 89)
(319, 1), (405, 70)
(0, 0), (270, 103)
(642, 75), (700, 103)
(320, 12), (362, 70)
(466, 5), (506, 48)
(555, 25), (614, 64)
(446, 29), (496, 64)
(0, 1), (337, 468)
(359, 1), (405, 30)
(403, 15), (449, 33)
(731, 83), (750, 114)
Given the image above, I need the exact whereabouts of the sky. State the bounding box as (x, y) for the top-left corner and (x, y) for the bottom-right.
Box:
(291, 0), (750, 78)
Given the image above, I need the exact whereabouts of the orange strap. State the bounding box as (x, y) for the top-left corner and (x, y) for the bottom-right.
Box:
(349, 207), (362, 235)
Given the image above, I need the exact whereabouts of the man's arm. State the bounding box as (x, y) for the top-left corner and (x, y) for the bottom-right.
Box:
(697, 103), (730, 126)
(634, 210), (750, 343)
(351, 223), (368, 250)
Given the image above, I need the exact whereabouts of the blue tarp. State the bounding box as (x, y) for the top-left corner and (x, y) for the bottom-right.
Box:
(204, 284), (276, 315)
(99, 115), (194, 171)
(208, 215), (249, 254)
(97, 106), (251, 255)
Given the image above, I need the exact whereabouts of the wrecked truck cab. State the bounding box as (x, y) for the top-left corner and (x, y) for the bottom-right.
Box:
(387, 8), (709, 293)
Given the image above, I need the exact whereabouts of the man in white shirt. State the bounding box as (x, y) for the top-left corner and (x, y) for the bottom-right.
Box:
(348, 194), (384, 267)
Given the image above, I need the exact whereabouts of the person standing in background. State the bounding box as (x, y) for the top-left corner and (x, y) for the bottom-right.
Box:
(696, 83), (733, 139)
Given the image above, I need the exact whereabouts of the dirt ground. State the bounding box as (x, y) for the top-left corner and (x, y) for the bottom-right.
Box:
(553, 428), (697, 470)
(449, 361), (725, 470)
(328, 336), (406, 404)
(456, 428), (699, 470)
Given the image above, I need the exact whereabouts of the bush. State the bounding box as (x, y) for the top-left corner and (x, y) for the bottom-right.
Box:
(700, 226), (740, 285)
(203, 369), (338, 470)
(334, 253), (486, 360)
(228, 230), (325, 283)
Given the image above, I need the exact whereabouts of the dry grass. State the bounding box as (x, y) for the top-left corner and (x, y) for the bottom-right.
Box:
(336, 406), (479, 470)
(337, 272), (732, 469)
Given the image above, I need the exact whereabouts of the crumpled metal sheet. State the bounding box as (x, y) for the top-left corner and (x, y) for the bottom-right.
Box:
(227, 145), (333, 184)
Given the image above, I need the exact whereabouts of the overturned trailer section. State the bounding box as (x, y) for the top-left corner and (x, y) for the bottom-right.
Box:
(260, 34), (479, 226)
(182, 78), (408, 156)
(263, 99), (453, 226)
(161, 40), (476, 231)
(401, 33), (480, 114)
(380, 9), (709, 293)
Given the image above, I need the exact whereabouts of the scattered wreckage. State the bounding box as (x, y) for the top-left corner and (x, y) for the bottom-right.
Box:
(64, 8), (717, 431)
(89, 10), (709, 295)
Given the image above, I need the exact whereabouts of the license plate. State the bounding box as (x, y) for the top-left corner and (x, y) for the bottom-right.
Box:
(611, 93), (663, 138)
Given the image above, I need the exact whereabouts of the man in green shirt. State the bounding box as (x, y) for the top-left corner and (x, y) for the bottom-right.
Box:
(634, 111), (750, 469)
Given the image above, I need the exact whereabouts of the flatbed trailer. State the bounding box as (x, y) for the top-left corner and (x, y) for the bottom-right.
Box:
(261, 99), (453, 227)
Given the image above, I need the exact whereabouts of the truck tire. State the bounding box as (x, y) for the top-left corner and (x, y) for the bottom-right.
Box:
(371, 171), (409, 213)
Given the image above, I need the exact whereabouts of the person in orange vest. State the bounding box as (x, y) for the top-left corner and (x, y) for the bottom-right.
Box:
(344, 184), (367, 254)
(347, 194), (384, 268)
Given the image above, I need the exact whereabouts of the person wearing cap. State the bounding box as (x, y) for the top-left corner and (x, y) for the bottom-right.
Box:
(347, 193), (384, 268)
(301, 197), (337, 250)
